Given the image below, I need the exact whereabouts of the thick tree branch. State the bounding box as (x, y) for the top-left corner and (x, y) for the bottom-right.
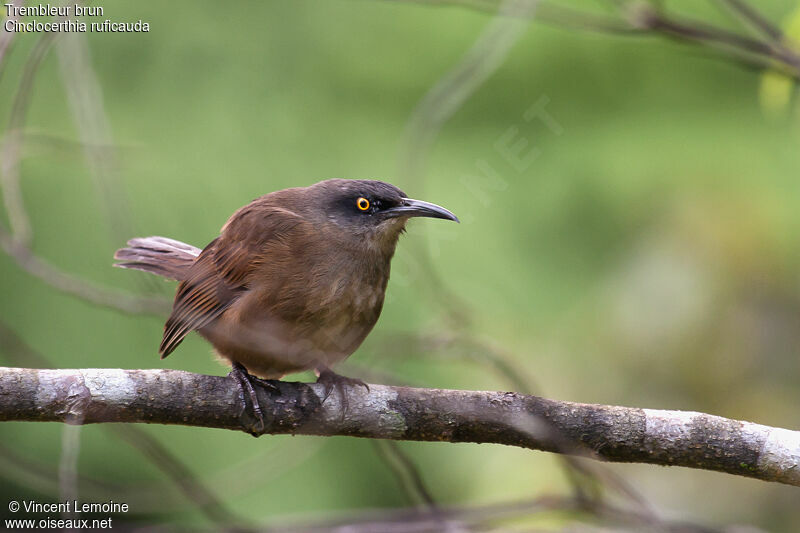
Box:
(2, 367), (798, 487)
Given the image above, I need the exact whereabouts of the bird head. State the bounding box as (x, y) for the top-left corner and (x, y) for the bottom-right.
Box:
(305, 179), (459, 251)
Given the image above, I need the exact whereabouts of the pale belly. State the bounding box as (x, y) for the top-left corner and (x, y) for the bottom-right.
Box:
(198, 287), (384, 379)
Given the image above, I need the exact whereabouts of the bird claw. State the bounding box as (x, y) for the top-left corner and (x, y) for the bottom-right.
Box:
(316, 368), (369, 418)
(252, 375), (281, 393)
(229, 362), (268, 436)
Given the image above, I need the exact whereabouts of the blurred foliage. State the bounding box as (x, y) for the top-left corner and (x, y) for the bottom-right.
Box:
(2, 0), (800, 530)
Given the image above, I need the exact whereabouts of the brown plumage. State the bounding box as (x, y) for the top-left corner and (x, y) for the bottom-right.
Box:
(114, 179), (458, 383)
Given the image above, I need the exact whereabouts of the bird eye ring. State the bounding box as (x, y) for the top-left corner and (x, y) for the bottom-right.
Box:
(356, 197), (370, 211)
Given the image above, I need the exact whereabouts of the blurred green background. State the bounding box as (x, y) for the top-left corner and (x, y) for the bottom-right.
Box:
(2, 0), (800, 530)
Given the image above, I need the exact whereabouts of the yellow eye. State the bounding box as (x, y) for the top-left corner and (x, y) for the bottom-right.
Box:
(356, 197), (370, 211)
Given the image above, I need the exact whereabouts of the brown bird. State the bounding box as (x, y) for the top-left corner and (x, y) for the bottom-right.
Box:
(114, 179), (458, 428)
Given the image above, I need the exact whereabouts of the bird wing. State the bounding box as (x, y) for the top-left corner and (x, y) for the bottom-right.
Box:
(159, 237), (243, 357)
(159, 201), (305, 357)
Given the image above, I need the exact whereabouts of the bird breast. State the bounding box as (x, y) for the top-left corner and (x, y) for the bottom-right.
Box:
(203, 245), (391, 377)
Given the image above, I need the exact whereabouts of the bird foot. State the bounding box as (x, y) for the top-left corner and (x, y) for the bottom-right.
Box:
(316, 367), (369, 417)
(229, 362), (275, 436)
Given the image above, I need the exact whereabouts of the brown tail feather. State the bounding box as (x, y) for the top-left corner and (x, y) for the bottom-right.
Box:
(114, 236), (200, 282)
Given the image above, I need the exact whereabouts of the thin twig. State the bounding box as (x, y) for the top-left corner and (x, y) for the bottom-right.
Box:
(0, 229), (170, 314)
(0, 25), (169, 314)
(55, 32), (140, 245)
(716, 0), (784, 43)
(398, 0), (538, 323)
(372, 440), (439, 510)
(0, 441), (121, 499)
(628, 6), (800, 73)
(1, 32), (58, 245)
(385, 0), (638, 33)
(58, 425), (82, 520)
(382, 0), (800, 80)
(0, 0), (21, 82)
(110, 425), (246, 528)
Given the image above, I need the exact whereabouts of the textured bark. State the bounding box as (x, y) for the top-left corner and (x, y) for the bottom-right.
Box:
(1, 367), (798, 486)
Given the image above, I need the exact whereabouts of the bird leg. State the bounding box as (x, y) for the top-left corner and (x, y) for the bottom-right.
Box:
(228, 362), (275, 435)
(316, 366), (369, 416)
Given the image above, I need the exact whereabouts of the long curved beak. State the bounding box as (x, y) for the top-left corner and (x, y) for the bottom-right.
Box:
(386, 198), (459, 222)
